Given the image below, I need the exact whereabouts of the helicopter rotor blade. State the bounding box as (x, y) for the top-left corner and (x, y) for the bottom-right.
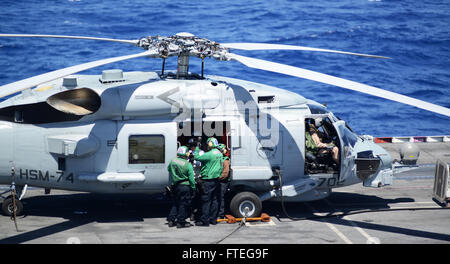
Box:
(227, 53), (450, 117)
(0, 50), (157, 99)
(0, 34), (139, 45)
(221, 43), (390, 59)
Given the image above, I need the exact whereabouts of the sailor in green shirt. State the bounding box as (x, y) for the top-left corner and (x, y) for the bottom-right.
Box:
(217, 143), (231, 219)
(306, 119), (339, 165)
(167, 146), (196, 228)
(194, 137), (223, 226)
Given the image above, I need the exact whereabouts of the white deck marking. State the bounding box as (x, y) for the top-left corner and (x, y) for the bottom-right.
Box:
(342, 215), (373, 241)
(305, 203), (353, 244)
(324, 199), (374, 243)
(245, 219), (276, 227)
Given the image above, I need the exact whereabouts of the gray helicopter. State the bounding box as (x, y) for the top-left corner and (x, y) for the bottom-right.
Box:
(0, 32), (449, 218)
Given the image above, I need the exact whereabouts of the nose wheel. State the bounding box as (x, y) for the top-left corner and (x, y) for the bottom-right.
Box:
(1, 195), (24, 217)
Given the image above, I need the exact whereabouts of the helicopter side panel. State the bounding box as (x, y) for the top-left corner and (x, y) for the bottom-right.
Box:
(115, 120), (177, 191)
(0, 121), (121, 192)
(229, 118), (274, 180)
(13, 123), (47, 178)
(226, 106), (310, 192)
(276, 108), (307, 182)
(0, 121), (13, 183)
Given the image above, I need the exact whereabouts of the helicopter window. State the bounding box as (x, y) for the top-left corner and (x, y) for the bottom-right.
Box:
(338, 125), (358, 148)
(345, 123), (355, 133)
(307, 104), (330, 115)
(258, 95), (275, 103)
(318, 118), (335, 140)
(129, 135), (165, 164)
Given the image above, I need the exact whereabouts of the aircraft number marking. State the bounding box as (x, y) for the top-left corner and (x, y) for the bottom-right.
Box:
(317, 177), (345, 187)
(56, 171), (64, 182)
(18, 169), (74, 184)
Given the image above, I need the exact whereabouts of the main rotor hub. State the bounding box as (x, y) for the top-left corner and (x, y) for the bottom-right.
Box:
(137, 32), (229, 61)
(137, 33), (230, 79)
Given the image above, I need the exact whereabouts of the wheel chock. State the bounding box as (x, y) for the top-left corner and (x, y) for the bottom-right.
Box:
(260, 213), (271, 222)
(217, 215), (236, 223)
(225, 214), (236, 224)
(216, 214), (270, 224)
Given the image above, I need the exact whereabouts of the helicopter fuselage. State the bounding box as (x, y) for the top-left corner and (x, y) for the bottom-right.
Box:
(0, 70), (393, 202)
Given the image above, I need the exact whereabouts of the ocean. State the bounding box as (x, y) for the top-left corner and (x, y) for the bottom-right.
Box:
(0, 0), (449, 137)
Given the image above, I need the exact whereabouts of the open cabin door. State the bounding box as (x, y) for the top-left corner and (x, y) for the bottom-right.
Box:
(333, 120), (357, 182)
(117, 121), (177, 190)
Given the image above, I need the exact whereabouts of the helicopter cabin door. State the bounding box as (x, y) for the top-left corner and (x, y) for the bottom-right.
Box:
(117, 121), (177, 191)
(333, 120), (358, 182)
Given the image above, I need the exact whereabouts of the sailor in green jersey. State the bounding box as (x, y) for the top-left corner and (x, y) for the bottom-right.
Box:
(217, 143), (231, 219)
(167, 146), (196, 228)
(305, 119), (339, 165)
(194, 137), (223, 226)
(194, 138), (223, 180)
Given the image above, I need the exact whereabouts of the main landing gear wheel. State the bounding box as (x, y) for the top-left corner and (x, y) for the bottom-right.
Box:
(2, 196), (24, 217)
(230, 192), (262, 218)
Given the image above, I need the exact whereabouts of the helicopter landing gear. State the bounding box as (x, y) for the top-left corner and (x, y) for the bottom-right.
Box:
(1, 184), (27, 217)
(230, 192), (262, 218)
(1, 195), (23, 217)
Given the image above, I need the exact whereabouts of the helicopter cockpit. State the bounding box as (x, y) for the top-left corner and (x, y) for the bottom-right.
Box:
(304, 116), (341, 175)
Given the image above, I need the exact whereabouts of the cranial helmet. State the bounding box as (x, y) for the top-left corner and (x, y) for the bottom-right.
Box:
(207, 137), (219, 149)
(177, 146), (189, 157)
(187, 138), (197, 148)
(315, 118), (323, 128)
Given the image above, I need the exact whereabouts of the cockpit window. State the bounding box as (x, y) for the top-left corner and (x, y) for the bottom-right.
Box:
(345, 123), (355, 133)
(338, 125), (358, 148)
(307, 104), (330, 114)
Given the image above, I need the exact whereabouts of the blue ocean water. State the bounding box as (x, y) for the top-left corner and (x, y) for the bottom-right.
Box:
(0, 0), (449, 137)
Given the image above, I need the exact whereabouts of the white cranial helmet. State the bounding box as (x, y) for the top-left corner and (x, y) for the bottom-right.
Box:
(315, 118), (323, 128)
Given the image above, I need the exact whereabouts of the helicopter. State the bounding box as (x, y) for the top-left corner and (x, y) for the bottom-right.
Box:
(0, 32), (449, 218)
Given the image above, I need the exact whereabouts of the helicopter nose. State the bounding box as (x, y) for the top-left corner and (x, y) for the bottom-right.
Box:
(0, 121), (13, 184)
(359, 141), (394, 187)
(372, 143), (393, 170)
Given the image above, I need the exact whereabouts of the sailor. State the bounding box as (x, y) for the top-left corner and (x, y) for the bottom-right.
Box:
(194, 137), (223, 226)
(187, 137), (203, 222)
(306, 119), (340, 165)
(187, 137), (203, 176)
(166, 146), (196, 228)
(217, 143), (231, 219)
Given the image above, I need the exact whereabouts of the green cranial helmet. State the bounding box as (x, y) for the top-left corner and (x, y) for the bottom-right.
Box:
(206, 137), (219, 149)
(177, 146), (189, 157)
(218, 143), (227, 153)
